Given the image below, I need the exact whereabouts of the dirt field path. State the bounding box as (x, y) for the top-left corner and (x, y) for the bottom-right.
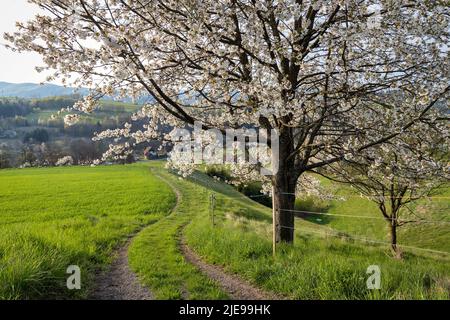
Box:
(89, 170), (181, 300)
(91, 169), (279, 300)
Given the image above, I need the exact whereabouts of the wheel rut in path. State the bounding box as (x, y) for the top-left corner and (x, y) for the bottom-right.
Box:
(179, 233), (281, 300)
(90, 235), (153, 300)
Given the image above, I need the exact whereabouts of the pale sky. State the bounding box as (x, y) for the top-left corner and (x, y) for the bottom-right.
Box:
(0, 0), (53, 84)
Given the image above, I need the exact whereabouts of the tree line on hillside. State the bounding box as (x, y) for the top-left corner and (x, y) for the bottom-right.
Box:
(0, 96), (81, 118)
(0, 95), (149, 142)
(0, 138), (99, 168)
(0, 95), (158, 169)
(0, 98), (34, 117)
(0, 95), (139, 119)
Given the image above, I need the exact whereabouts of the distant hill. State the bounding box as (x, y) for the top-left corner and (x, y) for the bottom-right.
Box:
(0, 82), (89, 99)
(0, 81), (156, 104)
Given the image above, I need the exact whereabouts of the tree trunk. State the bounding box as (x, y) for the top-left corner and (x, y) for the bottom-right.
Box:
(272, 176), (297, 243)
(271, 127), (298, 245)
(390, 223), (402, 259)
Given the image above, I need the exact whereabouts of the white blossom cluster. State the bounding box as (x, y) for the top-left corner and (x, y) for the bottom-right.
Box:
(55, 156), (74, 166)
(100, 143), (133, 163)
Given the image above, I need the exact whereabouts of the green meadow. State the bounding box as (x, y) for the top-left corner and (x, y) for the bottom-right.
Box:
(0, 163), (175, 299)
(1, 162), (449, 299)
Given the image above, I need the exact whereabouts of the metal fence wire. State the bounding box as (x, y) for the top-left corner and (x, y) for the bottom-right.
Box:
(182, 172), (450, 256)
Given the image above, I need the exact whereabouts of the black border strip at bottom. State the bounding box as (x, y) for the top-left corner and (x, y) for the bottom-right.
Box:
(0, 300), (445, 318)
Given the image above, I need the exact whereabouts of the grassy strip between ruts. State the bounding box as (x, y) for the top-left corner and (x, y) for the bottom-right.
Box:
(128, 163), (228, 299)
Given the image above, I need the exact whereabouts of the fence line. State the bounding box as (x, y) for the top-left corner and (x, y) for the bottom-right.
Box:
(183, 172), (450, 200)
(289, 226), (450, 256)
(183, 173), (450, 225)
(279, 208), (450, 225)
(280, 192), (450, 200)
(224, 194), (269, 199)
(208, 190), (450, 225)
(176, 171), (450, 256)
